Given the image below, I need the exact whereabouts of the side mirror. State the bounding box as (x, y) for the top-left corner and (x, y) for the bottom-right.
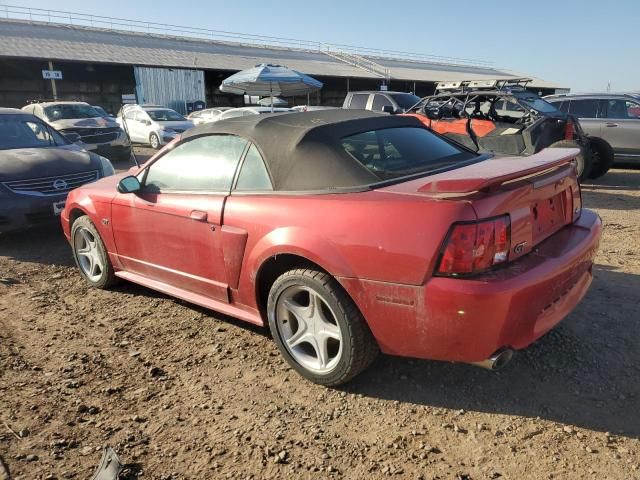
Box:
(117, 175), (141, 194)
(143, 119), (152, 126)
(64, 132), (82, 143)
(382, 105), (396, 114)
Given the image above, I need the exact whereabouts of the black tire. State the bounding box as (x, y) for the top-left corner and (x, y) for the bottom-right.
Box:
(149, 133), (160, 149)
(267, 269), (379, 386)
(586, 137), (614, 179)
(71, 215), (117, 289)
(549, 140), (592, 181)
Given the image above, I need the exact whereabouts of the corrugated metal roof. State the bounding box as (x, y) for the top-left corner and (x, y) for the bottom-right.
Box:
(0, 19), (564, 89)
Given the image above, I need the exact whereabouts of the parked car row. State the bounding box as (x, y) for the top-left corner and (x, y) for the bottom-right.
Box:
(342, 81), (640, 179)
(4, 84), (635, 237)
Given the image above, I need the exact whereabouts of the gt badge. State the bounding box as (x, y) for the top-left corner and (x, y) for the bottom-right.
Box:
(513, 242), (527, 254)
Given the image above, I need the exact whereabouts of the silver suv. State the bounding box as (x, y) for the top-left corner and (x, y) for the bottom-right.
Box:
(546, 93), (640, 176)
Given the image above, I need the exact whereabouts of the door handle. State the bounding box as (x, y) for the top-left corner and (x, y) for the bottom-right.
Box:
(605, 123), (618, 127)
(190, 210), (208, 222)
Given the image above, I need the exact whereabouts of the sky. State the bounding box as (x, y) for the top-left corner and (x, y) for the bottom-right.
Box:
(18, 0), (640, 92)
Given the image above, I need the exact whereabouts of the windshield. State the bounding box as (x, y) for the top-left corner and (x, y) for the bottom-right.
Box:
(0, 116), (69, 150)
(512, 93), (559, 113)
(389, 93), (423, 110)
(341, 127), (476, 180)
(93, 106), (109, 117)
(146, 109), (186, 121)
(44, 104), (100, 121)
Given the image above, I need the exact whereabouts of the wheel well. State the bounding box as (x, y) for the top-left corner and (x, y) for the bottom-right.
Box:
(255, 254), (327, 319)
(69, 208), (87, 227)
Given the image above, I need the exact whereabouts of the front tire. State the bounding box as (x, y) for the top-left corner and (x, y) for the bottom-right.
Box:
(149, 133), (160, 149)
(71, 216), (117, 289)
(267, 269), (379, 386)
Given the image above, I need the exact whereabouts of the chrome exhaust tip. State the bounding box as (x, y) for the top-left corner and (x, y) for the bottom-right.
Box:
(471, 349), (514, 371)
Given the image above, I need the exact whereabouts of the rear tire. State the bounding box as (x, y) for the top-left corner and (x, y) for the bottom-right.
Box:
(586, 137), (614, 179)
(549, 140), (592, 181)
(149, 133), (160, 149)
(71, 216), (117, 289)
(267, 269), (379, 386)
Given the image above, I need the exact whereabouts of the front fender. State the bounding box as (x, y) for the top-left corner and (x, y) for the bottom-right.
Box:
(63, 191), (117, 265)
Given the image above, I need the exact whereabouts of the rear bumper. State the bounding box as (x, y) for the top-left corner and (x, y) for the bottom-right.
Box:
(338, 209), (602, 363)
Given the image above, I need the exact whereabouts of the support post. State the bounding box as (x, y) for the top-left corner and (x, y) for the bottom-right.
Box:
(48, 60), (58, 100)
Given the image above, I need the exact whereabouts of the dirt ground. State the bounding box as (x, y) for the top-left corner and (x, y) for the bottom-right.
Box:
(1, 156), (639, 479)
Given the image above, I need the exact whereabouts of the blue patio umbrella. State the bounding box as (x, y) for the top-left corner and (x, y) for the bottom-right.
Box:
(220, 64), (323, 111)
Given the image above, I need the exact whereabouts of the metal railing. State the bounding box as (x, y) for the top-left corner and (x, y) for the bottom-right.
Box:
(323, 46), (391, 81)
(0, 4), (496, 69)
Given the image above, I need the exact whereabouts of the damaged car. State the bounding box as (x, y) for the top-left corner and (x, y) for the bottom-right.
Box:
(404, 79), (613, 180)
(62, 110), (601, 386)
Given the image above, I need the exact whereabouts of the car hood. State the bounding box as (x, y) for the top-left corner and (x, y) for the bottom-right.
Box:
(0, 145), (102, 182)
(49, 117), (121, 130)
(157, 120), (195, 131)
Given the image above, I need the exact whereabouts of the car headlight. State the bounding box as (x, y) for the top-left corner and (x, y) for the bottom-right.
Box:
(99, 156), (115, 177)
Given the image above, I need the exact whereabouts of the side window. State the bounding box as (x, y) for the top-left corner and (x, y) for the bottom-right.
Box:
(372, 94), (393, 112)
(235, 144), (273, 191)
(627, 101), (640, 119)
(605, 99), (640, 119)
(568, 99), (598, 118)
(557, 101), (569, 113)
(144, 135), (248, 192)
(124, 110), (137, 120)
(348, 94), (369, 110)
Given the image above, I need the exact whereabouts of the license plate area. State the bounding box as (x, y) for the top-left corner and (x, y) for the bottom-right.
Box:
(53, 200), (65, 216)
(532, 191), (568, 243)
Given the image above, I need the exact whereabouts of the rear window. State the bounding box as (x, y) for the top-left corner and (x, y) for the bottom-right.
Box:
(389, 93), (422, 110)
(340, 127), (476, 180)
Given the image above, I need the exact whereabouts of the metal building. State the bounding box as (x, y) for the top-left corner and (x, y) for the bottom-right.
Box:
(0, 6), (567, 112)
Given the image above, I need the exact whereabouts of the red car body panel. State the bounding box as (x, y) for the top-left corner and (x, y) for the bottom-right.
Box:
(61, 145), (601, 364)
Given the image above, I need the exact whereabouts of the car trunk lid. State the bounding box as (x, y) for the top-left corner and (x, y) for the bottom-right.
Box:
(382, 148), (582, 261)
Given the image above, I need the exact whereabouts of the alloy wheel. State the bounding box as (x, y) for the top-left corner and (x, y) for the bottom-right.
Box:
(74, 227), (104, 282)
(275, 285), (343, 374)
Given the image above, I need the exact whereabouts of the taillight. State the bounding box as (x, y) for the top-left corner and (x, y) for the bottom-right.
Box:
(564, 119), (574, 140)
(436, 215), (511, 277)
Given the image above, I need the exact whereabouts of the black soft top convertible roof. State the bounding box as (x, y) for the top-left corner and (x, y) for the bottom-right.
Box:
(182, 109), (425, 191)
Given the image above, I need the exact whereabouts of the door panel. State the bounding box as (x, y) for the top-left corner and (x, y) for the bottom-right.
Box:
(602, 99), (640, 156)
(111, 192), (229, 302)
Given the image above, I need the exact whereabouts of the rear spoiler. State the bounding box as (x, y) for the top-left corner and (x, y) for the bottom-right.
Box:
(419, 148), (579, 194)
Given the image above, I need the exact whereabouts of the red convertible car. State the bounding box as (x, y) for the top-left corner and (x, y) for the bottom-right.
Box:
(61, 110), (601, 385)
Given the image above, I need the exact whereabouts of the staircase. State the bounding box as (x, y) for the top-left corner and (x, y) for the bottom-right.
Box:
(322, 45), (391, 82)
